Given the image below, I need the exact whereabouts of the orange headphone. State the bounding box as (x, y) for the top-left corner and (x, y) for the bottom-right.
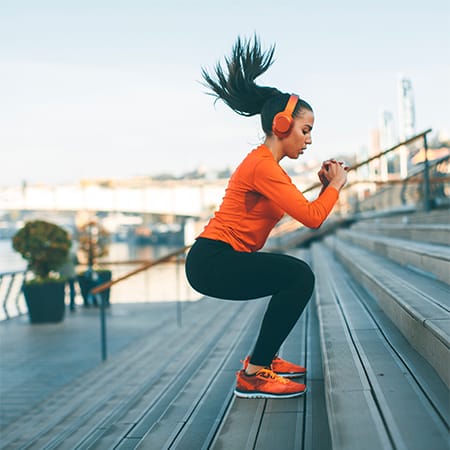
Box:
(272, 95), (299, 138)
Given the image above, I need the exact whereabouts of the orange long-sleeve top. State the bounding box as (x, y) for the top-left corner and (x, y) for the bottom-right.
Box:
(199, 144), (339, 252)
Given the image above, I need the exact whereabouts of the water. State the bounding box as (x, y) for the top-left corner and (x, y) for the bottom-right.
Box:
(96, 242), (200, 304)
(0, 240), (200, 320)
(0, 240), (26, 273)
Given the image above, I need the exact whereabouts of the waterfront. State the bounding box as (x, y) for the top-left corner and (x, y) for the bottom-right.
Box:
(0, 240), (25, 273)
(96, 242), (200, 304)
(0, 240), (200, 321)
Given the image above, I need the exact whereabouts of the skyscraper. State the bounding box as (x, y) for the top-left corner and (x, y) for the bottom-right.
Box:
(397, 75), (416, 177)
(379, 110), (396, 149)
(379, 110), (396, 179)
(397, 75), (415, 141)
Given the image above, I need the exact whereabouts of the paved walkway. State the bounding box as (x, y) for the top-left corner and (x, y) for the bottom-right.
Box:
(0, 302), (182, 429)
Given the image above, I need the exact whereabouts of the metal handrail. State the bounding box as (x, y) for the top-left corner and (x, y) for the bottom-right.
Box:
(301, 128), (433, 195)
(91, 245), (191, 296)
(343, 176), (450, 186)
(90, 244), (191, 360)
(92, 129), (437, 295)
(86, 128), (440, 360)
(0, 270), (27, 320)
(271, 129), (440, 238)
(345, 128), (432, 174)
(91, 257), (184, 266)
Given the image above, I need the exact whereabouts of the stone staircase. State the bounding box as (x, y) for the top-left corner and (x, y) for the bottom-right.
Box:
(310, 208), (449, 449)
(0, 209), (448, 449)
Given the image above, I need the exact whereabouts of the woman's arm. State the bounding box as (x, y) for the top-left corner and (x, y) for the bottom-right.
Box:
(253, 159), (348, 228)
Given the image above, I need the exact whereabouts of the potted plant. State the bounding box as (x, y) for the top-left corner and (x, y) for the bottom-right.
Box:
(75, 219), (112, 307)
(12, 220), (71, 323)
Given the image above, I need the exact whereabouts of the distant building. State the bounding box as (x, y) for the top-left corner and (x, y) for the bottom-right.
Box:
(397, 75), (416, 178)
(368, 128), (381, 179)
(397, 75), (415, 141)
(379, 110), (396, 179)
(379, 110), (396, 150)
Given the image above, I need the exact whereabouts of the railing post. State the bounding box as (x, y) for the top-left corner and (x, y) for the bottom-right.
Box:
(15, 272), (27, 315)
(99, 289), (108, 361)
(176, 253), (182, 327)
(423, 134), (431, 212)
(89, 269), (108, 361)
(3, 274), (16, 320)
(0, 275), (7, 320)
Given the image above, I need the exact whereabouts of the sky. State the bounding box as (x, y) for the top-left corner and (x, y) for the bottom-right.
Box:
(1, 0), (449, 187)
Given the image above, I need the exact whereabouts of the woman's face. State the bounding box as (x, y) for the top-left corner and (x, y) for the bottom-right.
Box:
(283, 109), (314, 159)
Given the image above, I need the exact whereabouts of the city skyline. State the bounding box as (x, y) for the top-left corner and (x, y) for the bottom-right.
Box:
(1, 0), (449, 187)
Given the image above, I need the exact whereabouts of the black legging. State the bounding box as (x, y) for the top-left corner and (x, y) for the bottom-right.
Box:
(185, 237), (315, 366)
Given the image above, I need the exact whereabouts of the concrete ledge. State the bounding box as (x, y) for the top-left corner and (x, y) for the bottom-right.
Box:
(312, 242), (449, 449)
(0, 299), (266, 449)
(210, 311), (312, 450)
(350, 223), (450, 246)
(327, 236), (450, 388)
(353, 208), (450, 225)
(312, 244), (391, 450)
(337, 229), (450, 283)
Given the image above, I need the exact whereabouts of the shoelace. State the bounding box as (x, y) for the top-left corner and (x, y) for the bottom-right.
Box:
(255, 368), (290, 384)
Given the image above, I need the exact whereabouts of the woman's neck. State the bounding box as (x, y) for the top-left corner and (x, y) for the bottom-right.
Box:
(263, 137), (284, 163)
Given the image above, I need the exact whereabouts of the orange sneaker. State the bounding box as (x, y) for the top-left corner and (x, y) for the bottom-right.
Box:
(235, 368), (306, 399)
(242, 356), (306, 378)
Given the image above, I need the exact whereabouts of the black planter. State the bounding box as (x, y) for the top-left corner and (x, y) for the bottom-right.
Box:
(23, 280), (66, 323)
(77, 270), (112, 307)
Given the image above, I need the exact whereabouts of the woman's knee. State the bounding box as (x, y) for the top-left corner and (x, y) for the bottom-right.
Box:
(292, 260), (315, 298)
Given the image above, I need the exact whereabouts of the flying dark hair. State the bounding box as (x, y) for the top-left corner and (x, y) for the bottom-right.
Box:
(201, 35), (313, 135)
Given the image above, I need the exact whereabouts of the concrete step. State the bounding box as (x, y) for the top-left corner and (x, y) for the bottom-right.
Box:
(2, 241), (448, 449)
(131, 300), (266, 450)
(355, 208), (450, 225)
(336, 229), (450, 283)
(349, 223), (450, 246)
(325, 235), (450, 387)
(209, 248), (332, 450)
(311, 242), (449, 450)
(210, 309), (329, 450)
(0, 298), (266, 449)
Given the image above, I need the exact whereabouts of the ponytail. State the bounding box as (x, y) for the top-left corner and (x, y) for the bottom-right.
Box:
(202, 35), (313, 135)
(201, 35), (280, 117)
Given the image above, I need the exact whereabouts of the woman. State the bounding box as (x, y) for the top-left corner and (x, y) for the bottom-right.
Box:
(185, 36), (348, 399)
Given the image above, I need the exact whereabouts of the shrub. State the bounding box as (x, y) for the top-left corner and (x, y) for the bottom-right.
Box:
(76, 219), (110, 267)
(12, 220), (71, 281)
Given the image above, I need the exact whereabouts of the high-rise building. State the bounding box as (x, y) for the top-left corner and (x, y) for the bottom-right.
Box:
(379, 110), (400, 180)
(378, 110), (396, 179)
(379, 110), (396, 149)
(368, 128), (382, 179)
(397, 75), (416, 178)
(397, 75), (415, 141)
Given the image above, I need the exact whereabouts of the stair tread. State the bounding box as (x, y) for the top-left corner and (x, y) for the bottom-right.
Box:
(1, 299), (262, 449)
(339, 229), (450, 259)
(311, 242), (449, 449)
(328, 234), (450, 387)
(331, 236), (449, 335)
(354, 223), (450, 230)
